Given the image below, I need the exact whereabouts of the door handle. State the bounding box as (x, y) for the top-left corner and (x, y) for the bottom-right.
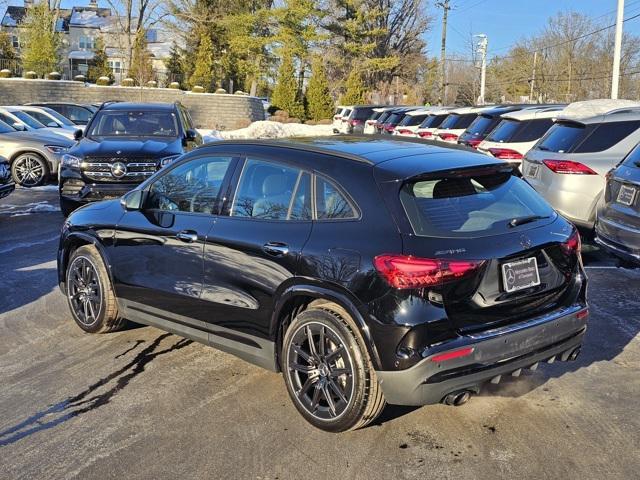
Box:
(263, 242), (289, 256)
(176, 230), (198, 243)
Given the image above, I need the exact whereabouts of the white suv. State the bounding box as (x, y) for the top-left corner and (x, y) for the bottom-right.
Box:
(432, 106), (492, 144)
(477, 105), (565, 162)
(393, 109), (432, 137)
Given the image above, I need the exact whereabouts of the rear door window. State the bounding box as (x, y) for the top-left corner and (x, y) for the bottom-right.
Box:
(512, 118), (554, 142)
(419, 114), (447, 129)
(486, 119), (520, 142)
(465, 115), (496, 135)
(536, 122), (588, 153)
(400, 172), (555, 238)
(353, 108), (374, 120)
(440, 113), (476, 130)
(401, 114), (429, 126)
(316, 177), (358, 220)
(574, 121), (640, 153)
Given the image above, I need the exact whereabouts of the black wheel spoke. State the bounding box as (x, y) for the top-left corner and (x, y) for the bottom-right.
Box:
(298, 377), (315, 399)
(329, 368), (351, 378)
(291, 363), (314, 373)
(322, 383), (337, 417)
(306, 325), (317, 358)
(310, 384), (321, 412)
(68, 256), (102, 326)
(328, 378), (348, 404)
(326, 346), (345, 362)
(292, 345), (312, 364)
(318, 326), (326, 356)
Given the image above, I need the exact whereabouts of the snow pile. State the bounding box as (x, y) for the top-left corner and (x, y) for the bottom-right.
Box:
(3, 14), (17, 27)
(213, 121), (335, 140)
(558, 99), (640, 120)
(70, 10), (109, 28)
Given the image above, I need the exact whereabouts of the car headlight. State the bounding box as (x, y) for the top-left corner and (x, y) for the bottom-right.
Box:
(160, 155), (181, 168)
(61, 154), (81, 168)
(45, 145), (68, 154)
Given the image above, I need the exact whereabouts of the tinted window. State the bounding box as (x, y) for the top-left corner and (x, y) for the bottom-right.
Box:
(353, 108), (375, 120)
(316, 177), (357, 220)
(377, 112), (391, 124)
(401, 114), (429, 126)
(146, 156), (233, 213)
(623, 143), (640, 167)
(0, 120), (14, 134)
(11, 111), (45, 129)
(88, 110), (179, 137)
(400, 172), (555, 238)
(440, 113), (477, 130)
(40, 107), (75, 126)
(465, 115), (496, 135)
(486, 119), (520, 142)
(25, 110), (56, 126)
(536, 122), (587, 153)
(574, 121), (640, 153)
(512, 118), (554, 142)
(290, 172), (312, 220)
(385, 113), (403, 125)
(0, 113), (14, 126)
(232, 159), (301, 220)
(59, 105), (93, 125)
(419, 114), (447, 129)
(369, 111), (383, 121)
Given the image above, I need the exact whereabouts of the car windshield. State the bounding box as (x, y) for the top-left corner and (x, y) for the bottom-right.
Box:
(0, 120), (15, 134)
(40, 107), (75, 126)
(87, 110), (179, 138)
(11, 111), (46, 129)
(400, 171), (556, 238)
(419, 114), (447, 129)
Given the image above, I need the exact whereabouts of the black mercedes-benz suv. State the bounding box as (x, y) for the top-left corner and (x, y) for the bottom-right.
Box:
(57, 137), (588, 432)
(59, 102), (202, 216)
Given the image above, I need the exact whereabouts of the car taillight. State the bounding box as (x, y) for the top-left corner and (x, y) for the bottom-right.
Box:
(488, 148), (524, 160)
(350, 119), (363, 126)
(384, 124), (395, 131)
(397, 129), (413, 135)
(561, 229), (581, 256)
(373, 254), (483, 289)
(438, 133), (459, 142)
(418, 131), (433, 138)
(466, 138), (482, 148)
(543, 159), (597, 175)
(430, 347), (475, 363)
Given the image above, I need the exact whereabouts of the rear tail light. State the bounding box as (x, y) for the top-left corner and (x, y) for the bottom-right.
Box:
(373, 254), (484, 289)
(349, 119), (363, 126)
(430, 347), (475, 363)
(384, 124), (395, 132)
(561, 229), (581, 256)
(438, 133), (459, 142)
(397, 129), (413, 135)
(418, 131), (433, 138)
(488, 148), (523, 160)
(466, 138), (482, 148)
(543, 159), (597, 175)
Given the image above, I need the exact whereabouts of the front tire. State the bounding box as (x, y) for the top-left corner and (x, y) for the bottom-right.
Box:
(66, 245), (126, 333)
(282, 305), (386, 432)
(11, 153), (49, 187)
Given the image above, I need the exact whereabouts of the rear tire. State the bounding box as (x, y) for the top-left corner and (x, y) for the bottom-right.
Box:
(282, 305), (386, 432)
(65, 245), (126, 333)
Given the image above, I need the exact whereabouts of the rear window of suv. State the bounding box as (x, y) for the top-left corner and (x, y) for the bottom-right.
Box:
(488, 118), (554, 143)
(536, 120), (640, 153)
(399, 171), (555, 238)
(439, 113), (477, 130)
(419, 114), (448, 129)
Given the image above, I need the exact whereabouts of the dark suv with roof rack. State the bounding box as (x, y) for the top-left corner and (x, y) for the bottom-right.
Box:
(58, 137), (587, 432)
(58, 102), (202, 216)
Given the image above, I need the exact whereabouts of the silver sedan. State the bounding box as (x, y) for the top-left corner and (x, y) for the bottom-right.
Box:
(0, 120), (74, 187)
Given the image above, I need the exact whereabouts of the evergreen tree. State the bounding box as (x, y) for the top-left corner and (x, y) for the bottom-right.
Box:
(271, 50), (304, 118)
(87, 37), (112, 83)
(164, 41), (185, 87)
(306, 56), (334, 120)
(189, 31), (214, 91)
(129, 29), (154, 85)
(0, 31), (17, 60)
(340, 68), (366, 104)
(20, 3), (59, 77)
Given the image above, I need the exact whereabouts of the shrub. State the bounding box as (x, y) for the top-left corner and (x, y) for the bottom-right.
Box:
(0, 69), (11, 78)
(169, 81), (181, 89)
(96, 76), (110, 86)
(214, 88), (227, 94)
(192, 85), (205, 93)
(121, 77), (135, 86)
(147, 80), (157, 88)
(24, 71), (38, 79)
(73, 74), (86, 82)
(234, 90), (247, 95)
(47, 71), (61, 80)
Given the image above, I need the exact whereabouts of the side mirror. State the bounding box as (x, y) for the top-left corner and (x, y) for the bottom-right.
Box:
(13, 122), (26, 131)
(185, 129), (197, 141)
(121, 189), (143, 211)
(73, 129), (83, 141)
(47, 121), (59, 128)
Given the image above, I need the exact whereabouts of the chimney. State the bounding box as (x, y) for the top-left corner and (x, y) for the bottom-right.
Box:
(89, 0), (98, 6)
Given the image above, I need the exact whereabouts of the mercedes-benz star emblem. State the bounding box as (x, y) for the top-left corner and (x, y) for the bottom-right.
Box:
(520, 235), (532, 249)
(111, 162), (127, 178)
(505, 268), (516, 286)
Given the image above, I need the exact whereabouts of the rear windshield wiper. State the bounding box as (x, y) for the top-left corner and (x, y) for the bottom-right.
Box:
(508, 215), (550, 228)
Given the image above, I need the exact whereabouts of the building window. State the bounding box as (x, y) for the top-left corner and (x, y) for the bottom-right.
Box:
(79, 36), (96, 50)
(11, 35), (19, 49)
(108, 60), (121, 73)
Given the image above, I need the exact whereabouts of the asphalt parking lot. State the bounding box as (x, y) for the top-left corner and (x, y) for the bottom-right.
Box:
(1, 187), (639, 480)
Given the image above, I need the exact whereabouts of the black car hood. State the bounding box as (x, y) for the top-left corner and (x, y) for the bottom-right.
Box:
(70, 137), (182, 158)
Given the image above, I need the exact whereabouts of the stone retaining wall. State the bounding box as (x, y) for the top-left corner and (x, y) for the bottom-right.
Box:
(0, 79), (265, 130)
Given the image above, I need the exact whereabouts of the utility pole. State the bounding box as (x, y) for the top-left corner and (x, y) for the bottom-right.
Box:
(475, 34), (488, 105)
(529, 51), (537, 103)
(612, 0), (625, 99)
(437, 0), (450, 105)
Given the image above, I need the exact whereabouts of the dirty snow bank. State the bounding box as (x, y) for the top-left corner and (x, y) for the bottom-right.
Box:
(198, 121), (335, 142)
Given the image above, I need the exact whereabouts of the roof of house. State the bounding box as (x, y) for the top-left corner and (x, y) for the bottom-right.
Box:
(1, 6), (72, 31)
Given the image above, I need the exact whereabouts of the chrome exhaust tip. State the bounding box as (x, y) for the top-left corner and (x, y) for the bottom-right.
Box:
(443, 390), (471, 406)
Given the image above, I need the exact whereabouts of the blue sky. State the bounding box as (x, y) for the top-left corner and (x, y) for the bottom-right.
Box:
(425, 0), (640, 59)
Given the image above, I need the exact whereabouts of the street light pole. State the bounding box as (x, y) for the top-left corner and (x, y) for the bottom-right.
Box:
(475, 34), (488, 105)
(611, 0), (625, 99)
(437, 0), (450, 105)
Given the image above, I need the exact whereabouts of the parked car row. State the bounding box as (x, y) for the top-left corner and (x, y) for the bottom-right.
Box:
(342, 99), (640, 266)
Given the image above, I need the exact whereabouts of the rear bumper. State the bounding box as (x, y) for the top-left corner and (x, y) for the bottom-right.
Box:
(376, 304), (588, 406)
(0, 181), (15, 199)
(595, 231), (640, 265)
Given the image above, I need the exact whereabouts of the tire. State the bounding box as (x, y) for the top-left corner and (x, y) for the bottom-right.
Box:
(65, 245), (126, 333)
(11, 153), (49, 187)
(282, 305), (386, 432)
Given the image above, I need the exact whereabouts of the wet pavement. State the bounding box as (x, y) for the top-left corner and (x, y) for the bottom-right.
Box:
(1, 187), (639, 480)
